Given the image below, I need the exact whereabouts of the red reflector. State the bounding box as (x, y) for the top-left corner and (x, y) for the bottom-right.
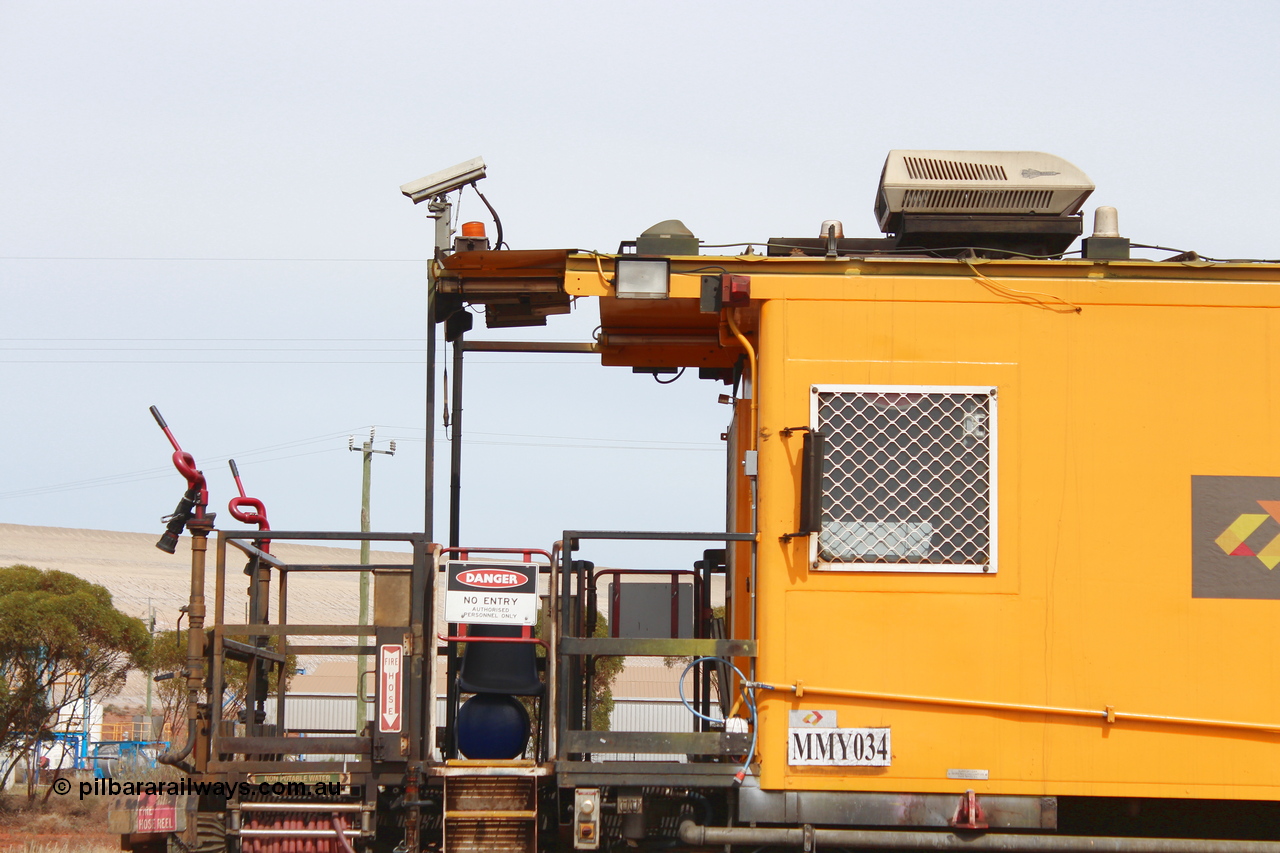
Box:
(722, 274), (750, 305)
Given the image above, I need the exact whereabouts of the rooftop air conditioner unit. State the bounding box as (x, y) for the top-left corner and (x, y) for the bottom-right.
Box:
(875, 150), (1094, 233)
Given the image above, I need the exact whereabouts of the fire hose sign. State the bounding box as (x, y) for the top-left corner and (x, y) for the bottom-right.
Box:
(379, 644), (403, 733)
(445, 561), (538, 626)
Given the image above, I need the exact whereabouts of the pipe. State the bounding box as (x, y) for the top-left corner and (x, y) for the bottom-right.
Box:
(156, 719), (195, 773)
(678, 821), (1280, 853)
(331, 814), (357, 853)
(425, 195), (451, 541)
(601, 333), (720, 346)
(160, 519), (211, 772)
(449, 330), (464, 549)
(749, 681), (1280, 736)
(240, 804), (364, 812)
(462, 340), (599, 354)
(725, 308), (760, 683)
(237, 829), (360, 838)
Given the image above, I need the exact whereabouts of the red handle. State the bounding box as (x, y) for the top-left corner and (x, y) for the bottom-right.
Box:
(227, 459), (270, 552)
(228, 496), (269, 527)
(172, 451), (202, 487)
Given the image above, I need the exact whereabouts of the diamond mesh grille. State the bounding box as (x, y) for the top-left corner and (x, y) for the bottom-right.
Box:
(815, 388), (994, 569)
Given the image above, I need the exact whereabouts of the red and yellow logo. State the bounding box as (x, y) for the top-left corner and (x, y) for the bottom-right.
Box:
(1215, 501), (1280, 569)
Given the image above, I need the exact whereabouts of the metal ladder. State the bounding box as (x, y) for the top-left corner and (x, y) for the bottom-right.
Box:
(443, 761), (540, 853)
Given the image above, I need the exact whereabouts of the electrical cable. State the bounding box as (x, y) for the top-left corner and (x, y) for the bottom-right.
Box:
(0, 256), (428, 262)
(0, 428), (724, 501)
(653, 368), (685, 384)
(678, 656), (757, 783)
(10, 243), (1275, 265)
(0, 337), (428, 342)
(764, 240), (1086, 260)
(1130, 243), (1280, 264)
(471, 183), (505, 250)
(579, 251), (612, 289)
(688, 239), (1094, 261)
(1, 346), (425, 352)
(725, 311), (758, 448)
(962, 260), (1081, 314)
(383, 425), (723, 448)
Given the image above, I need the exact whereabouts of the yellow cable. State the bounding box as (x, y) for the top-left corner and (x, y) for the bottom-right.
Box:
(587, 251), (613, 292)
(963, 260), (1081, 314)
(592, 252), (611, 291)
(725, 310), (757, 449)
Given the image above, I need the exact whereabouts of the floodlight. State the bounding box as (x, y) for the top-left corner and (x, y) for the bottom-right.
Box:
(614, 257), (670, 300)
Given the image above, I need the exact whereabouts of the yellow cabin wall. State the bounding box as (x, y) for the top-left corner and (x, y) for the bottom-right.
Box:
(745, 273), (1280, 800)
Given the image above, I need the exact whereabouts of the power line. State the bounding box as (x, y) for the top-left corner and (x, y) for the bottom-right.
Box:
(0, 356), (586, 363)
(0, 427), (723, 501)
(1, 356), (430, 363)
(0, 429), (363, 500)
(0, 256), (427, 263)
(463, 439), (721, 452)
(382, 424), (722, 448)
(0, 337), (429, 342)
(0, 347), (427, 352)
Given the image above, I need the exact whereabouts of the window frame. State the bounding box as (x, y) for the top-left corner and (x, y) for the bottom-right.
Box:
(808, 383), (999, 574)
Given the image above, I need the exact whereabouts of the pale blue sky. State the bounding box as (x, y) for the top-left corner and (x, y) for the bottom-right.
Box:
(2, 1), (1277, 568)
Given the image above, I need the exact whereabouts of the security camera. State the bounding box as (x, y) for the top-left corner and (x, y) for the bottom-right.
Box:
(400, 156), (486, 204)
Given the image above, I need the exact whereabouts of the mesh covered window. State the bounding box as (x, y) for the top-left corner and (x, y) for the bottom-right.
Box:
(812, 386), (996, 573)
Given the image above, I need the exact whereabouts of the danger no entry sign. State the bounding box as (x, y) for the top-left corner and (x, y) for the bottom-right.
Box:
(445, 561), (538, 626)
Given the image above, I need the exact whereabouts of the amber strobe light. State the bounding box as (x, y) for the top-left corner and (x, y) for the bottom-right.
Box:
(614, 257), (671, 299)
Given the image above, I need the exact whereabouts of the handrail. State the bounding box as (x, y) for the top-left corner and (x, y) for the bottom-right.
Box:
(558, 529), (757, 758)
(209, 529), (432, 771)
(440, 545), (554, 562)
(437, 634), (548, 648)
(751, 679), (1280, 736)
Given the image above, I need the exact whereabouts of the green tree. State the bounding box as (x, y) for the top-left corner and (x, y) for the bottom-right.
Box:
(0, 565), (151, 789)
(518, 609), (622, 739)
(589, 615), (624, 732)
(151, 629), (296, 745)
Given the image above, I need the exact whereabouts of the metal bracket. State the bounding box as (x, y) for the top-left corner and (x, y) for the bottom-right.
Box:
(779, 425), (812, 438)
(802, 823), (815, 852)
(616, 792), (643, 815)
(952, 789), (988, 830)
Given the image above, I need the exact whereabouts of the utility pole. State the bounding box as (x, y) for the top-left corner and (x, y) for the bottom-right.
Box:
(145, 602), (155, 740)
(349, 428), (396, 732)
(425, 196), (451, 541)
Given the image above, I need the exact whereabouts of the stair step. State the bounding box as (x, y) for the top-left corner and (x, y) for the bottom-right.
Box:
(444, 768), (538, 853)
(445, 816), (535, 853)
(446, 810), (536, 820)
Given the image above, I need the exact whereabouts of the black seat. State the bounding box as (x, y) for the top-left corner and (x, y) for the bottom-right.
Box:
(458, 624), (545, 696)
